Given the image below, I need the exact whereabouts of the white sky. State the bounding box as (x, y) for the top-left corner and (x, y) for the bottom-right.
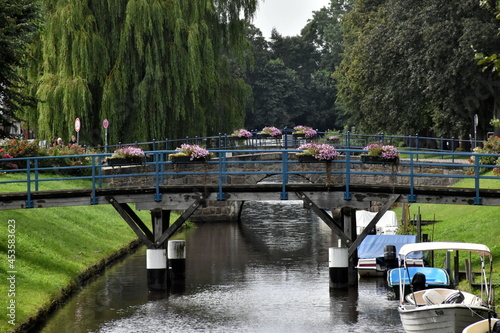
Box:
(253, 0), (331, 38)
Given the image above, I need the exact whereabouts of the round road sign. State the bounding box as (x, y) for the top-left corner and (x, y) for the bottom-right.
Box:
(103, 119), (109, 129)
(75, 118), (81, 132)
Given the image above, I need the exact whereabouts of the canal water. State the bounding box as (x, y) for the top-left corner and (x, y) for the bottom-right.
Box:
(40, 201), (404, 333)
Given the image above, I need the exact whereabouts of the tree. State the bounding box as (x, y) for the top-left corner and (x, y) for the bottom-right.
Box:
(336, 0), (500, 140)
(0, 0), (40, 137)
(245, 58), (306, 129)
(18, 0), (257, 145)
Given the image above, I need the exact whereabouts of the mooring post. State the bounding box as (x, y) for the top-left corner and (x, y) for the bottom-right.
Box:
(146, 248), (167, 290)
(168, 240), (186, 282)
(146, 209), (170, 291)
(329, 244), (349, 290)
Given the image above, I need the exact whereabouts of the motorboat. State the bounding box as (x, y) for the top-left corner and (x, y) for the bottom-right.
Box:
(462, 318), (499, 333)
(356, 234), (424, 277)
(387, 266), (450, 297)
(397, 242), (497, 333)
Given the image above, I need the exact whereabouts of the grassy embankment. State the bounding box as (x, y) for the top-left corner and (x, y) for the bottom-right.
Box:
(394, 172), (500, 306)
(0, 173), (177, 333)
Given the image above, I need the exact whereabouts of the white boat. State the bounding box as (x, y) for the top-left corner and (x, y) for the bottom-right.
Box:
(462, 318), (499, 333)
(397, 242), (496, 333)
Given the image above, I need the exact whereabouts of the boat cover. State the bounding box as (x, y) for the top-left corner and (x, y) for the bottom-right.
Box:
(398, 242), (491, 258)
(355, 210), (398, 235)
(387, 267), (450, 287)
(358, 235), (422, 259)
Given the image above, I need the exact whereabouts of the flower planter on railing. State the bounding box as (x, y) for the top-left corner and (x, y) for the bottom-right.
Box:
(361, 155), (398, 164)
(170, 156), (209, 164)
(298, 155), (334, 163)
(107, 157), (144, 166)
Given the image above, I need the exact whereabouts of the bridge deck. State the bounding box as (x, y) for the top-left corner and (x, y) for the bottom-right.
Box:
(2, 183), (500, 211)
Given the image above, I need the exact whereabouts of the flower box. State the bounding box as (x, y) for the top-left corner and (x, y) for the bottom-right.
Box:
(107, 157), (144, 166)
(170, 156), (209, 164)
(257, 133), (271, 139)
(292, 133), (306, 138)
(298, 155), (334, 163)
(361, 155), (398, 164)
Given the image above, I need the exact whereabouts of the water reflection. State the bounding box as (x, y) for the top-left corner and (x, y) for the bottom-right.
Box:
(40, 201), (403, 333)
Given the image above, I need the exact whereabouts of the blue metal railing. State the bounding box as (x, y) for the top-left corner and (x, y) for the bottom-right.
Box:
(66, 129), (490, 155)
(1, 148), (499, 209)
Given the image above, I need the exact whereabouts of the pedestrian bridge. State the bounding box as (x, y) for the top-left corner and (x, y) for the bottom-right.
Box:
(1, 148), (499, 211)
(2, 146), (500, 290)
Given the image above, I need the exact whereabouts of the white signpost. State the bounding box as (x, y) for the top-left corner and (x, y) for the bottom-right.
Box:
(103, 119), (109, 152)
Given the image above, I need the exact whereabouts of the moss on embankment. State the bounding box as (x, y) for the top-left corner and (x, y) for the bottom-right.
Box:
(0, 204), (145, 333)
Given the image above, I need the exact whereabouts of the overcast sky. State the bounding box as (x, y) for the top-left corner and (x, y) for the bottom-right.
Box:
(253, 0), (330, 38)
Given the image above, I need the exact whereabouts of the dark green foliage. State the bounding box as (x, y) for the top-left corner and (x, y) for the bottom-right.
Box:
(336, 0), (500, 140)
(0, 0), (40, 137)
(17, 0), (257, 145)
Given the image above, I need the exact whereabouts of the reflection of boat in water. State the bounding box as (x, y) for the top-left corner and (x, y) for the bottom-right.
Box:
(462, 318), (499, 333)
(397, 242), (497, 333)
(387, 266), (450, 297)
(356, 235), (423, 277)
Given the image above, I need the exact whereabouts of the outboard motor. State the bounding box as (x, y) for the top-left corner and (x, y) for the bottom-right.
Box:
(492, 320), (500, 333)
(411, 272), (426, 292)
(384, 244), (397, 270)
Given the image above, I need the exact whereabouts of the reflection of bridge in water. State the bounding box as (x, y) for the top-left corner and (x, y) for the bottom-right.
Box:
(1, 148), (499, 290)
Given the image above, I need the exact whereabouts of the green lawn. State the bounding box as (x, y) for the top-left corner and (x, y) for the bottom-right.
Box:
(0, 173), (163, 333)
(394, 171), (500, 306)
(1, 172), (98, 192)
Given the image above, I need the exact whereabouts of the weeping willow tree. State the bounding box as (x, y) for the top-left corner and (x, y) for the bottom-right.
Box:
(18, 0), (256, 145)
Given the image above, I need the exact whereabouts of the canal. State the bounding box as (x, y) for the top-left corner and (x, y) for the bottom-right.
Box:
(40, 201), (404, 332)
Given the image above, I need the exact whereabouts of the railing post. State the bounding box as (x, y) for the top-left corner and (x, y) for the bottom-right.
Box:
(218, 151), (226, 200)
(152, 139), (157, 151)
(155, 151), (162, 202)
(283, 127), (288, 149)
(344, 150), (352, 200)
(378, 132), (384, 143)
(34, 159), (39, 192)
(440, 137), (444, 159)
(26, 158), (33, 208)
(347, 131), (351, 149)
(408, 153), (416, 203)
(90, 156), (98, 205)
(97, 155), (103, 188)
(451, 137), (455, 163)
(415, 134), (419, 162)
(281, 150), (289, 200)
(474, 153), (482, 205)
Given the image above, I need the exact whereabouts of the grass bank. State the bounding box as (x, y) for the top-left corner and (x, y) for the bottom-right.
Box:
(0, 174), (153, 332)
(394, 171), (500, 306)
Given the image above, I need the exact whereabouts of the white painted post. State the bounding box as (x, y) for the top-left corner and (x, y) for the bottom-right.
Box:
(168, 240), (186, 282)
(146, 249), (167, 290)
(329, 246), (349, 289)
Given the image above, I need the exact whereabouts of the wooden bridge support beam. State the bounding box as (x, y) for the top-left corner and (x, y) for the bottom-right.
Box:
(296, 192), (401, 288)
(106, 195), (205, 291)
(341, 207), (358, 288)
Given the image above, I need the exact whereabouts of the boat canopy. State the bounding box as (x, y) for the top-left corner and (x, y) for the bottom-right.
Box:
(358, 235), (421, 259)
(398, 242), (491, 258)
